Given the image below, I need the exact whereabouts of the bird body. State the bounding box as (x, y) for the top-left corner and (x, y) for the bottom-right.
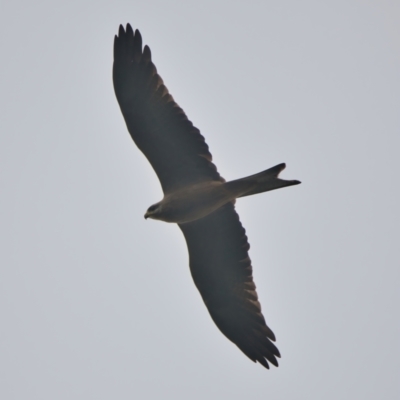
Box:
(145, 163), (299, 223)
(145, 180), (232, 223)
(113, 24), (300, 369)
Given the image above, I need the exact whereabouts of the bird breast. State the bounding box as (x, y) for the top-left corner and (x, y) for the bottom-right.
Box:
(158, 181), (236, 224)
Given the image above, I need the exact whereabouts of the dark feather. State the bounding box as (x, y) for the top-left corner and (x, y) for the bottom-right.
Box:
(179, 203), (280, 369)
(113, 24), (223, 193)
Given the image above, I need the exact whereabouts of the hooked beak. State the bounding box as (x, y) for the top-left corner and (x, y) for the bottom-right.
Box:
(144, 212), (149, 220)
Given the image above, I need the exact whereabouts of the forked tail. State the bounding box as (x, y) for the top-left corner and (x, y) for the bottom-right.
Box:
(225, 163), (301, 198)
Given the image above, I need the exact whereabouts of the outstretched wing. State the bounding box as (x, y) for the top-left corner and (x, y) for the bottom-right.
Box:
(179, 202), (280, 369)
(113, 24), (223, 193)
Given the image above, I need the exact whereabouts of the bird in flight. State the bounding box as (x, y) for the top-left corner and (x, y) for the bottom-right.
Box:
(113, 24), (300, 369)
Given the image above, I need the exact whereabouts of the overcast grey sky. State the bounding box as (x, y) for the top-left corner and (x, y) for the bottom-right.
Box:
(1, 1), (399, 399)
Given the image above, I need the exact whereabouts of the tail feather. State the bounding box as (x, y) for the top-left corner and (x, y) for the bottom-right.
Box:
(225, 163), (301, 199)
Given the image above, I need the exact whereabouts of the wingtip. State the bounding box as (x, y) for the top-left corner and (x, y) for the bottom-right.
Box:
(135, 28), (142, 38)
(117, 23), (138, 38)
(126, 23), (133, 33)
(258, 346), (280, 369)
(118, 24), (125, 37)
(258, 358), (270, 369)
(143, 44), (152, 61)
(269, 357), (279, 367)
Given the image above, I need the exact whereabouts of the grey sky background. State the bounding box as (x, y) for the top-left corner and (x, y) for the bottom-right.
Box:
(1, 1), (399, 399)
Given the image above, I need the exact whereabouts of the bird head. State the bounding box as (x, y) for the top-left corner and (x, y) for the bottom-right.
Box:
(144, 202), (162, 220)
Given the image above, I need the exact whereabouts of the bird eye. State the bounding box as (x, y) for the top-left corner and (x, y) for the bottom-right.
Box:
(148, 205), (156, 212)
